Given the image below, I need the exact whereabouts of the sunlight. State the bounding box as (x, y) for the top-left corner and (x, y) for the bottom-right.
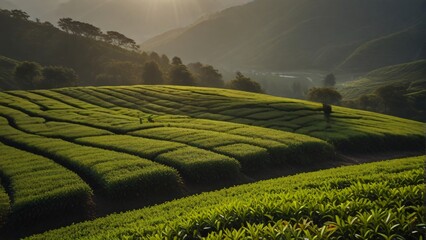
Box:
(145, 0), (201, 27)
(73, 0), (113, 19)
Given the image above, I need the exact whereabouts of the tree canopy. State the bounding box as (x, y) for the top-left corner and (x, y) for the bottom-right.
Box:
(227, 72), (263, 93)
(188, 62), (224, 88)
(307, 87), (342, 105)
(169, 64), (195, 86)
(14, 61), (42, 90)
(41, 66), (78, 89)
(142, 61), (164, 85)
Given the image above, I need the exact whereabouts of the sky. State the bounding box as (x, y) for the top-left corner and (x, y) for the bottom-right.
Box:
(0, 0), (252, 42)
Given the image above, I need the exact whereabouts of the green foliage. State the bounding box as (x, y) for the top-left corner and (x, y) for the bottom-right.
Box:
(0, 119), (182, 199)
(308, 87), (342, 105)
(10, 9), (29, 21)
(76, 135), (184, 160)
(0, 85), (422, 236)
(0, 55), (18, 90)
(155, 147), (241, 183)
(142, 61), (164, 85)
(168, 64), (196, 86)
(340, 60), (426, 121)
(13, 61), (42, 90)
(227, 72), (263, 93)
(0, 142), (92, 226)
(41, 66), (78, 89)
(188, 62), (224, 88)
(27, 156), (425, 240)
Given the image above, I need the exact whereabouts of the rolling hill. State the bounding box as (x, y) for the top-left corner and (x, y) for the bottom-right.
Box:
(0, 10), (145, 84)
(339, 60), (426, 121)
(339, 23), (426, 72)
(141, 0), (426, 71)
(340, 60), (426, 100)
(0, 85), (423, 237)
(27, 155), (425, 239)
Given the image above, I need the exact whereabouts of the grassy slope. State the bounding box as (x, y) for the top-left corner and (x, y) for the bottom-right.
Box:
(27, 155), (425, 239)
(51, 85), (424, 152)
(340, 60), (426, 100)
(338, 23), (426, 72)
(0, 12), (144, 84)
(0, 86), (423, 237)
(142, 0), (425, 70)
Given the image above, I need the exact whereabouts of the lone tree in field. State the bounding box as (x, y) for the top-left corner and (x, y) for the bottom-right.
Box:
(308, 87), (342, 105)
(14, 61), (42, 90)
(142, 61), (164, 85)
(323, 73), (336, 87)
(227, 72), (263, 93)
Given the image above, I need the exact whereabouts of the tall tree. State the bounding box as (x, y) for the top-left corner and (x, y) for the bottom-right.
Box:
(227, 72), (263, 93)
(188, 62), (224, 88)
(41, 66), (78, 89)
(228, 72), (263, 93)
(142, 61), (164, 85)
(105, 31), (138, 50)
(375, 85), (408, 115)
(10, 10), (29, 21)
(307, 87), (342, 104)
(169, 64), (195, 86)
(58, 18), (74, 33)
(14, 62), (42, 90)
(171, 56), (183, 65)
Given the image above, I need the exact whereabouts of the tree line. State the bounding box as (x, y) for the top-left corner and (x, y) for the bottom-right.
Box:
(58, 18), (139, 51)
(2, 8), (264, 94)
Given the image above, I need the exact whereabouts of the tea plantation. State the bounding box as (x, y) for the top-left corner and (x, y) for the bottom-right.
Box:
(27, 156), (425, 239)
(0, 85), (423, 237)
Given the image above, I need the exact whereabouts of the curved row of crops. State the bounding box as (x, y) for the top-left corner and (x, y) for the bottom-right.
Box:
(0, 86), (423, 237)
(0, 87), (340, 236)
(39, 85), (423, 152)
(27, 156), (425, 239)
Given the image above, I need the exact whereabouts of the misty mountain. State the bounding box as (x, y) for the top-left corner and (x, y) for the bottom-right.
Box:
(141, 0), (426, 72)
(4, 0), (252, 42)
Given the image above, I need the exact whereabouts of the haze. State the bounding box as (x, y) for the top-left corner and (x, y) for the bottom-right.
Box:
(0, 0), (252, 41)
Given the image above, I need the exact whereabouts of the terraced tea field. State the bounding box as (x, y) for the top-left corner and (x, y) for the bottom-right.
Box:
(0, 85), (423, 237)
(27, 156), (425, 239)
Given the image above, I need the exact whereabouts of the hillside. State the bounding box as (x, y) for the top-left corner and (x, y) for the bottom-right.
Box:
(141, 0), (426, 71)
(340, 60), (426, 100)
(0, 86), (423, 237)
(339, 23), (426, 72)
(27, 155), (425, 239)
(0, 10), (147, 86)
(339, 60), (426, 121)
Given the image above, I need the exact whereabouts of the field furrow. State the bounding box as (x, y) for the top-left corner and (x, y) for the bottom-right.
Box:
(0, 116), (182, 199)
(0, 142), (92, 229)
